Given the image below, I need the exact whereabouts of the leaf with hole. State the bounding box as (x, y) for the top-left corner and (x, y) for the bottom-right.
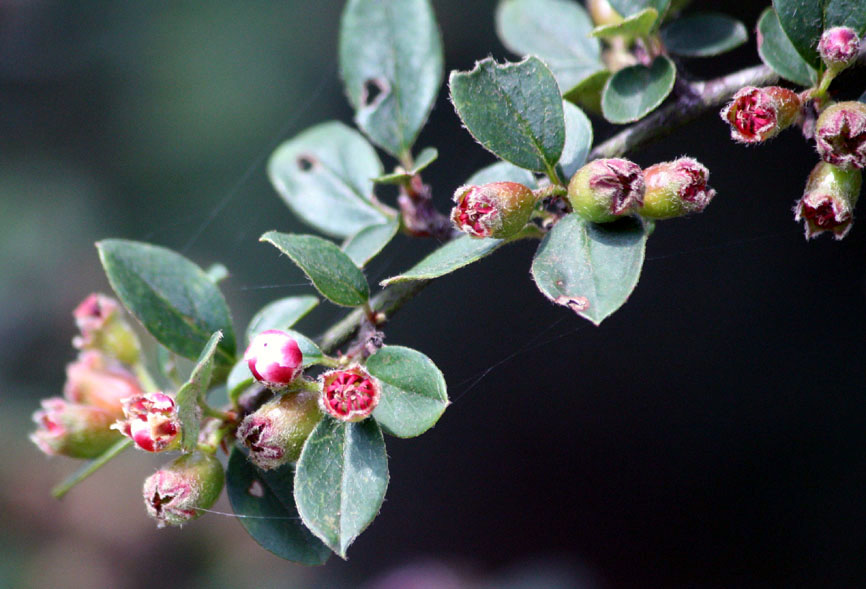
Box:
(97, 240), (236, 365)
(450, 57), (565, 173)
(495, 0), (603, 95)
(757, 8), (818, 87)
(531, 214), (647, 325)
(367, 346), (449, 438)
(294, 417), (388, 557)
(592, 8), (659, 39)
(342, 219), (400, 268)
(246, 296), (319, 342)
(380, 235), (505, 286)
(660, 13), (748, 57)
(601, 56), (676, 124)
(558, 101), (593, 180)
(268, 121), (388, 239)
(261, 231), (369, 307)
(339, 0), (443, 158)
(175, 331), (222, 452)
(227, 448), (331, 565)
(773, 0), (866, 67)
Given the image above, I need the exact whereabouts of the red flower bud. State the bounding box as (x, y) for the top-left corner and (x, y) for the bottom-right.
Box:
(450, 182), (536, 239)
(30, 398), (122, 458)
(815, 101), (866, 170)
(720, 86), (802, 144)
(639, 157), (716, 219)
(143, 452), (224, 527)
(319, 366), (380, 423)
(243, 329), (303, 387)
(236, 390), (321, 469)
(113, 392), (181, 452)
(72, 293), (140, 365)
(794, 161), (862, 240)
(818, 27), (860, 70)
(567, 158), (645, 223)
(63, 350), (143, 418)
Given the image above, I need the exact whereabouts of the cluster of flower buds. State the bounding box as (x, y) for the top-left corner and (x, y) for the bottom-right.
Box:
(450, 182), (536, 239)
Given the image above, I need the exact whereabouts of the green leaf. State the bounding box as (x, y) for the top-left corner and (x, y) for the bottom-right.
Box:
(339, 0), (443, 158)
(367, 346), (449, 438)
(286, 329), (324, 368)
(246, 296), (319, 342)
(294, 418), (388, 557)
(495, 0), (603, 94)
(773, 0), (866, 67)
(51, 438), (132, 499)
(261, 231), (370, 307)
(660, 13), (748, 56)
(757, 8), (818, 87)
(226, 448), (331, 565)
(564, 69), (611, 115)
(97, 239), (236, 365)
(373, 147), (439, 185)
(227, 359), (254, 405)
(268, 121), (388, 239)
(608, 0), (670, 19)
(601, 56), (676, 124)
(450, 57), (566, 174)
(380, 235), (504, 286)
(592, 8), (659, 39)
(559, 101), (593, 180)
(175, 331), (222, 452)
(466, 161), (539, 187)
(342, 219), (400, 268)
(531, 214), (647, 325)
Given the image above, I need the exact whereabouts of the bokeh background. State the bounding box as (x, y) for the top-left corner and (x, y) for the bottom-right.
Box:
(2, 1), (865, 587)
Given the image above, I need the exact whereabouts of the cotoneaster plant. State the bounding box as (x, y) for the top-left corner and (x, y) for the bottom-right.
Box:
(30, 0), (866, 564)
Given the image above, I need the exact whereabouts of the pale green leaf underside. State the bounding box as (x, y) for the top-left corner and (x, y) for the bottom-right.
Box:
(757, 8), (818, 87)
(380, 235), (504, 286)
(601, 56), (676, 124)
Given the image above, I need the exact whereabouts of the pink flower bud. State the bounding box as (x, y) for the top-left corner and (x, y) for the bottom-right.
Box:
(450, 182), (536, 239)
(639, 157), (716, 219)
(113, 392), (181, 452)
(72, 293), (140, 365)
(30, 398), (122, 458)
(236, 390), (321, 469)
(818, 27), (860, 69)
(319, 366), (380, 423)
(63, 350), (143, 418)
(815, 101), (866, 170)
(720, 86), (802, 144)
(143, 452), (224, 527)
(567, 158), (645, 223)
(243, 329), (303, 387)
(794, 161), (862, 240)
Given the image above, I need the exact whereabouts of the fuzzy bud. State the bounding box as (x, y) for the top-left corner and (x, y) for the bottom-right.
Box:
(319, 366), (380, 423)
(63, 350), (143, 418)
(450, 182), (536, 239)
(815, 101), (866, 170)
(143, 452), (224, 527)
(30, 398), (122, 458)
(794, 161), (862, 240)
(720, 86), (802, 144)
(638, 157), (717, 219)
(113, 392), (181, 452)
(72, 293), (141, 365)
(818, 27), (860, 70)
(243, 329), (303, 388)
(236, 390), (321, 469)
(567, 158), (645, 223)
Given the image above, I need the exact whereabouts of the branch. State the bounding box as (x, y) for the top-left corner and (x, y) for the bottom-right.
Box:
(319, 63), (778, 354)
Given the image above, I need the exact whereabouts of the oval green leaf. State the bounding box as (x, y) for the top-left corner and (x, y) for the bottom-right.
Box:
(97, 239), (236, 365)
(286, 329), (324, 368)
(601, 56), (676, 124)
(449, 56), (566, 173)
(564, 68), (610, 115)
(592, 8), (659, 39)
(496, 0), (603, 94)
(559, 101), (593, 180)
(342, 219), (400, 268)
(531, 214), (647, 325)
(367, 346), (449, 438)
(261, 231), (369, 307)
(175, 331), (222, 451)
(226, 448), (331, 565)
(660, 13), (748, 57)
(380, 235), (504, 286)
(339, 0), (443, 159)
(268, 121), (387, 239)
(757, 8), (818, 87)
(246, 296), (319, 343)
(774, 0), (866, 67)
(608, 0), (670, 19)
(294, 417), (389, 558)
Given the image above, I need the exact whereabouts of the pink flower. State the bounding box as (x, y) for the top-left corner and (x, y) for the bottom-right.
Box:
(450, 182), (535, 239)
(113, 392), (181, 452)
(815, 101), (866, 170)
(319, 366), (380, 422)
(243, 330), (303, 387)
(567, 158), (645, 223)
(63, 350), (143, 418)
(720, 86), (801, 144)
(818, 27), (860, 68)
(30, 398), (121, 458)
(640, 157), (716, 219)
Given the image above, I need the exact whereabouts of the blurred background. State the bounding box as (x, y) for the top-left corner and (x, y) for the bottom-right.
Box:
(2, 1), (865, 587)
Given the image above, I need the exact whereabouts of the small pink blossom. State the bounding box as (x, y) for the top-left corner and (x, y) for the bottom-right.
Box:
(319, 366), (380, 422)
(113, 392), (181, 452)
(243, 330), (303, 387)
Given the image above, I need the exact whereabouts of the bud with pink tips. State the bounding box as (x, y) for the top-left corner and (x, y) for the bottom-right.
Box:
(243, 329), (304, 388)
(720, 86), (802, 144)
(63, 350), (143, 418)
(236, 390), (321, 469)
(567, 158), (645, 223)
(143, 451), (224, 527)
(113, 392), (181, 452)
(818, 27), (860, 71)
(815, 101), (866, 170)
(638, 157), (717, 219)
(450, 182), (536, 239)
(30, 398), (122, 458)
(72, 293), (140, 365)
(794, 161), (862, 240)
(319, 366), (381, 422)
